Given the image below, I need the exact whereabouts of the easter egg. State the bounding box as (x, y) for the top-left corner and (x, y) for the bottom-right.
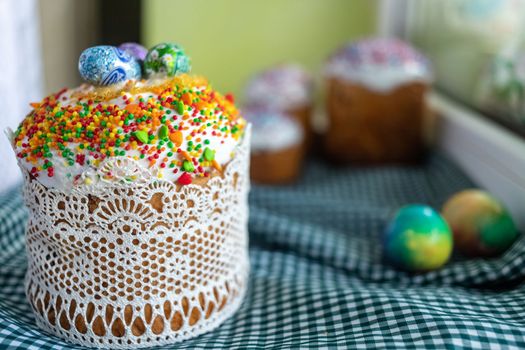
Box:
(78, 45), (141, 86)
(442, 190), (518, 257)
(144, 43), (191, 77)
(384, 204), (453, 271)
(118, 42), (148, 61)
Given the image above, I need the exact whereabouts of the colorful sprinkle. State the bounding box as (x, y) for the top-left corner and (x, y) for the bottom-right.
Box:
(177, 100), (185, 114)
(183, 160), (195, 172)
(177, 172), (192, 185)
(158, 125), (168, 139)
(134, 130), (149, 144)
(169, 131), (183, 146)
(204, 147), (215, 161)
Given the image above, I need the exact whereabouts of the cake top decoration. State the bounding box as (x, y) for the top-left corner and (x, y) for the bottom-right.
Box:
(78, 42), (191, 87)
(118, 42), (148, 62)
(78, 46), (142, 86)
(244, 63), (312, 110)
(244, 108), (303, 152)
(144, 43), (191, 78)
(13, 42), (245, 190)
(13, 72), (246, 190)
(325, 37), (433, 91)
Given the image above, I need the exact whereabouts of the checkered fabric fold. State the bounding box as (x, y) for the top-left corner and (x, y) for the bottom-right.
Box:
(1, 155), (525, 349)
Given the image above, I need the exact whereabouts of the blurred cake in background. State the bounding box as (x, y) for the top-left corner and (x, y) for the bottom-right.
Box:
(324, 38), (433, 163)
(246, 108), (304, 184)
(244, 64), (313, 144)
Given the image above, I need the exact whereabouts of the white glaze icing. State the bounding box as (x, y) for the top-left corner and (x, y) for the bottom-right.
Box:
(244, 109), (303, 153)
(244, 64), (312, 110)
(325, 38), (433, 92)
(13, 77), (246, 191)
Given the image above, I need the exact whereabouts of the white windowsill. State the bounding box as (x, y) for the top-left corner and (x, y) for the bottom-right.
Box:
(430, 92), (525, 230)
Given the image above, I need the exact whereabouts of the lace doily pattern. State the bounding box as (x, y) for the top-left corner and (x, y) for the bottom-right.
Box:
(21, 134), (250, 348)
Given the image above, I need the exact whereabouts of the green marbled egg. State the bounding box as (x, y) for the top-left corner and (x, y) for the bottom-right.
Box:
(384, 204), (453, 271)
(442, 190), (518, 257)
(144, 43), (191, 77)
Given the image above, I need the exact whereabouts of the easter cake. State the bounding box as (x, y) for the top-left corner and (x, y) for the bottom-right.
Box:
(244, 64), (313, 145)
(10, 43), (250, 348)
(324, 38), (433, 163)
(245, 109), (304, 184)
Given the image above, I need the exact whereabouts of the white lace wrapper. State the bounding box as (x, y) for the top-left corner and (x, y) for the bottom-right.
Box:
(20, 131), (251, 348)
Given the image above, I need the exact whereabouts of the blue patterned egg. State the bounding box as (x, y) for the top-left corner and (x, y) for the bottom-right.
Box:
(144, 43), (191, 77)
(78, 46), (141, 86)
(118, 42), (148, 61)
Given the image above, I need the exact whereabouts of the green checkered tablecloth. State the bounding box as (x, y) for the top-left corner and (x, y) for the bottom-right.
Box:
(1, 155), (525, 349)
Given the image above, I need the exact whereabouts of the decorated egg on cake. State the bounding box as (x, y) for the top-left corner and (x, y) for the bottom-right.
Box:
(144, 42), (191, 77)
(118, 42), (148, 61)
(442, 190), (518, 257)
(384, 204), (453, 271)
(78, 45), (141, 86)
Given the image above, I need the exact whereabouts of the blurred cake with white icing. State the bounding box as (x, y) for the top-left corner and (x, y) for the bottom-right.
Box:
(324, 38), (433, 163)
(244, 64), (313, 145)
(245, 108), (304, 184)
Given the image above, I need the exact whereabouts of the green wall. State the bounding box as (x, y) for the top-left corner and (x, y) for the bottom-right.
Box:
(143, 0), (377, 99)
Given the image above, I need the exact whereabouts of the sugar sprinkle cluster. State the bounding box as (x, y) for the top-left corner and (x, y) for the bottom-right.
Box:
(244, 63), (312, 110)
(14, 75), (245, 186)
(330, 37), (431, 71)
